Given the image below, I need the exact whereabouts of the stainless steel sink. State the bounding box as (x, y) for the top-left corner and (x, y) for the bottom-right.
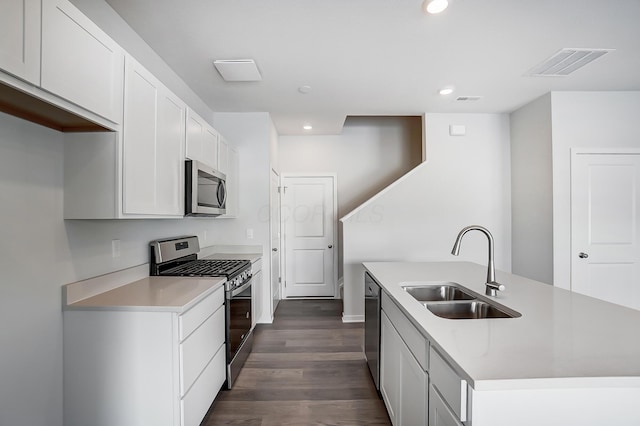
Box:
(402, 282), (475, 302)
(426, 301), (521, 319)
(401, 282), (521, 319)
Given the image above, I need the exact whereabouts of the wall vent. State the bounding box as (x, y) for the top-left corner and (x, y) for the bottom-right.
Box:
(526, 48), (614, 77)
(456, 96), (482, 101)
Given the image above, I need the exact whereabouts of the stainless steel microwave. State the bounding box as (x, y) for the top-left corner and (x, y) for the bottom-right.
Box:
(185, 159), (227, 216)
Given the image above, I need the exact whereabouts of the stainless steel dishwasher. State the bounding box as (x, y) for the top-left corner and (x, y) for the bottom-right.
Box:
(364, 271), (381, 391)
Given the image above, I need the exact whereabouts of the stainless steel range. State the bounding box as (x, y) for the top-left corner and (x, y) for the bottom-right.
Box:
(149, 236), (254, 389)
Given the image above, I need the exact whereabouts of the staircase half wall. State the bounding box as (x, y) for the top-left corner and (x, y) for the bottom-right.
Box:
(340, 113), (512, 322)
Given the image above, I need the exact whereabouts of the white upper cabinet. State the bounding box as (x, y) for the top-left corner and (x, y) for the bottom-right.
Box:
(217, 136), (229, 174)
(0, 0), (41, 85)
(122, 56), (185, 216)
(186, 110), (219, 169)
(41, 0), (124, 124)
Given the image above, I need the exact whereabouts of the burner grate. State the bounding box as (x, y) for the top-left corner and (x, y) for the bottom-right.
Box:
(163, 259), (249, 277)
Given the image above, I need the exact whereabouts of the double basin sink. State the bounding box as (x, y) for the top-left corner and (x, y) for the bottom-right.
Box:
(402, 282), (521, 319)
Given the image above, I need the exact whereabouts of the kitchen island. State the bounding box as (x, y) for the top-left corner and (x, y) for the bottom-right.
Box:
(364, 261), (640, 426)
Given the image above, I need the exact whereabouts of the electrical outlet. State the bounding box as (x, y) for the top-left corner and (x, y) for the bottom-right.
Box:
(111, 239), (121, 258)
(246, 228), (254, 239)
(203, 230), (208, 241)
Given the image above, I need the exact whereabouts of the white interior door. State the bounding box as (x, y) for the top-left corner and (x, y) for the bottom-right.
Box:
(571, 152), (640, 309)
(270, 169), (281, 314)
(282, 175), (336, 298)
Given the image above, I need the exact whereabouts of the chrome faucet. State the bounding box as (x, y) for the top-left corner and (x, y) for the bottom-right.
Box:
(451, 225), (505, 297)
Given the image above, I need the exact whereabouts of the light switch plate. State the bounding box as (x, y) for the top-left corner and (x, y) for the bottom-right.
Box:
(449, 125), (466, 136)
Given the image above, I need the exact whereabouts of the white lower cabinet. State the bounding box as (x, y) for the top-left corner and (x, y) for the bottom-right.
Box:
(64, 287), (226, 426)
(429, 385), (463, 426)
(251, 259), (264, 327)
(380, 310), (428, 426)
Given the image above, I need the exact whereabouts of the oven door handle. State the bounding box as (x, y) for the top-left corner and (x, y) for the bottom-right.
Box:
(229, 278), (252, 298)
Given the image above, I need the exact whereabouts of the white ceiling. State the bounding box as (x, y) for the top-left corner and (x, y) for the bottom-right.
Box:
(105, 0), (640, 135)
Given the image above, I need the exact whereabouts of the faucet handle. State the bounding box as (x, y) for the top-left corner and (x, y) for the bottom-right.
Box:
(485, 281), (505, 297)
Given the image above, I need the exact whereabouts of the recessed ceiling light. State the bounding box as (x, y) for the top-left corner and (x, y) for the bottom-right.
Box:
(303, 124), (313, 130)
(439, 87), (454, 95)
(423, 0), (449, 14)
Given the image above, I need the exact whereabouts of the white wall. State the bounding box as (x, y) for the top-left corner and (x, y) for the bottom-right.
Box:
(342, 113), (511, 321)
(213, 112), (275, 323)
(550, 91), (640, 289)
(510, 94), (553, 284)
(279, 116), (422, 278)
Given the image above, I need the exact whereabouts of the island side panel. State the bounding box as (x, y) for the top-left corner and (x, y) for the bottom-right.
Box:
(470, 386), (640, 426)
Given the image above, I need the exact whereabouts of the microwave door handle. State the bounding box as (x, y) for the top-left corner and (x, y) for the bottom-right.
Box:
(218, 179), (228, 208)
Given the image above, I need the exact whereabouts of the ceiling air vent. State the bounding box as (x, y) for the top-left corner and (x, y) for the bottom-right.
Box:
(456, 96), (482, 102)
(213, 59), (262, 82)
(526, 48), (614, 77)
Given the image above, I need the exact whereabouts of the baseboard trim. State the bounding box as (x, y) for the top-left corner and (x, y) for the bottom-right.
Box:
(342, 314), (364, 323)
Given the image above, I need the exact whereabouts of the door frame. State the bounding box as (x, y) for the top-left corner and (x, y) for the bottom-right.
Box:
(270, 168), (282, 317)
(570, 147), (640, 294)
(280, 173), (339, 299)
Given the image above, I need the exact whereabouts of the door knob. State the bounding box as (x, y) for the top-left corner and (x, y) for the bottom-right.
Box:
(272, 248), (278, 252)
(328, 245), (333, 249)
(578, 252), (589, 259)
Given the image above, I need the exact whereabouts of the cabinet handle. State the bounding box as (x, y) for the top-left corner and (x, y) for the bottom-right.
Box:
(246, 312), (250, 319)
(272, 248), (278, 252)
(579, 252), (589, 259)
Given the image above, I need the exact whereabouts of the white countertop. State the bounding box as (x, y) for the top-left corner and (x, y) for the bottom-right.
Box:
(65, 276), (225, 313)
(364, 261), (640, 391)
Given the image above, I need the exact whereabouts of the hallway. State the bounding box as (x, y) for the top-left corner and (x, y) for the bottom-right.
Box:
(204, 300), (390, 425)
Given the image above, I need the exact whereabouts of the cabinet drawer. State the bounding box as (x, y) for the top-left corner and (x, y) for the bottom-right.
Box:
(429, 384), (463, 426)
(430, 348), (467, 422)
(381, 293), (429, 370)
(180, 304), (225, 396)
(180, 286), (224, 341)
(181, 345), (226, 426)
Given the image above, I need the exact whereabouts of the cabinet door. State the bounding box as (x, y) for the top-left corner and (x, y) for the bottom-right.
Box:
(217, 137), (229, 174)
(429, 385), (463, 426)
(123, 58), (185, 216)
(122, 59), (158, 214)
(186, 110), (204, 162)
(156, 87), (185, 215)
(399, 341), (428, 426)
(0, 0), (40, 84)
(381, 311), (400, 424)
(252, 270), (263, 328)
(203, 126), (219, 170)
(186, 110), (219, 170)
(41, 0), (124, 123)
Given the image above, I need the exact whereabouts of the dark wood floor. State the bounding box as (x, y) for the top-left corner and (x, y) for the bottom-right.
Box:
(204, 300), (390, 425)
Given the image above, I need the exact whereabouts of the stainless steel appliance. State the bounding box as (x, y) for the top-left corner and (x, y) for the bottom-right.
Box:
(185, 159), (227, 217)
(364, 271), (381, 390)
(149, 236), (253, 389)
